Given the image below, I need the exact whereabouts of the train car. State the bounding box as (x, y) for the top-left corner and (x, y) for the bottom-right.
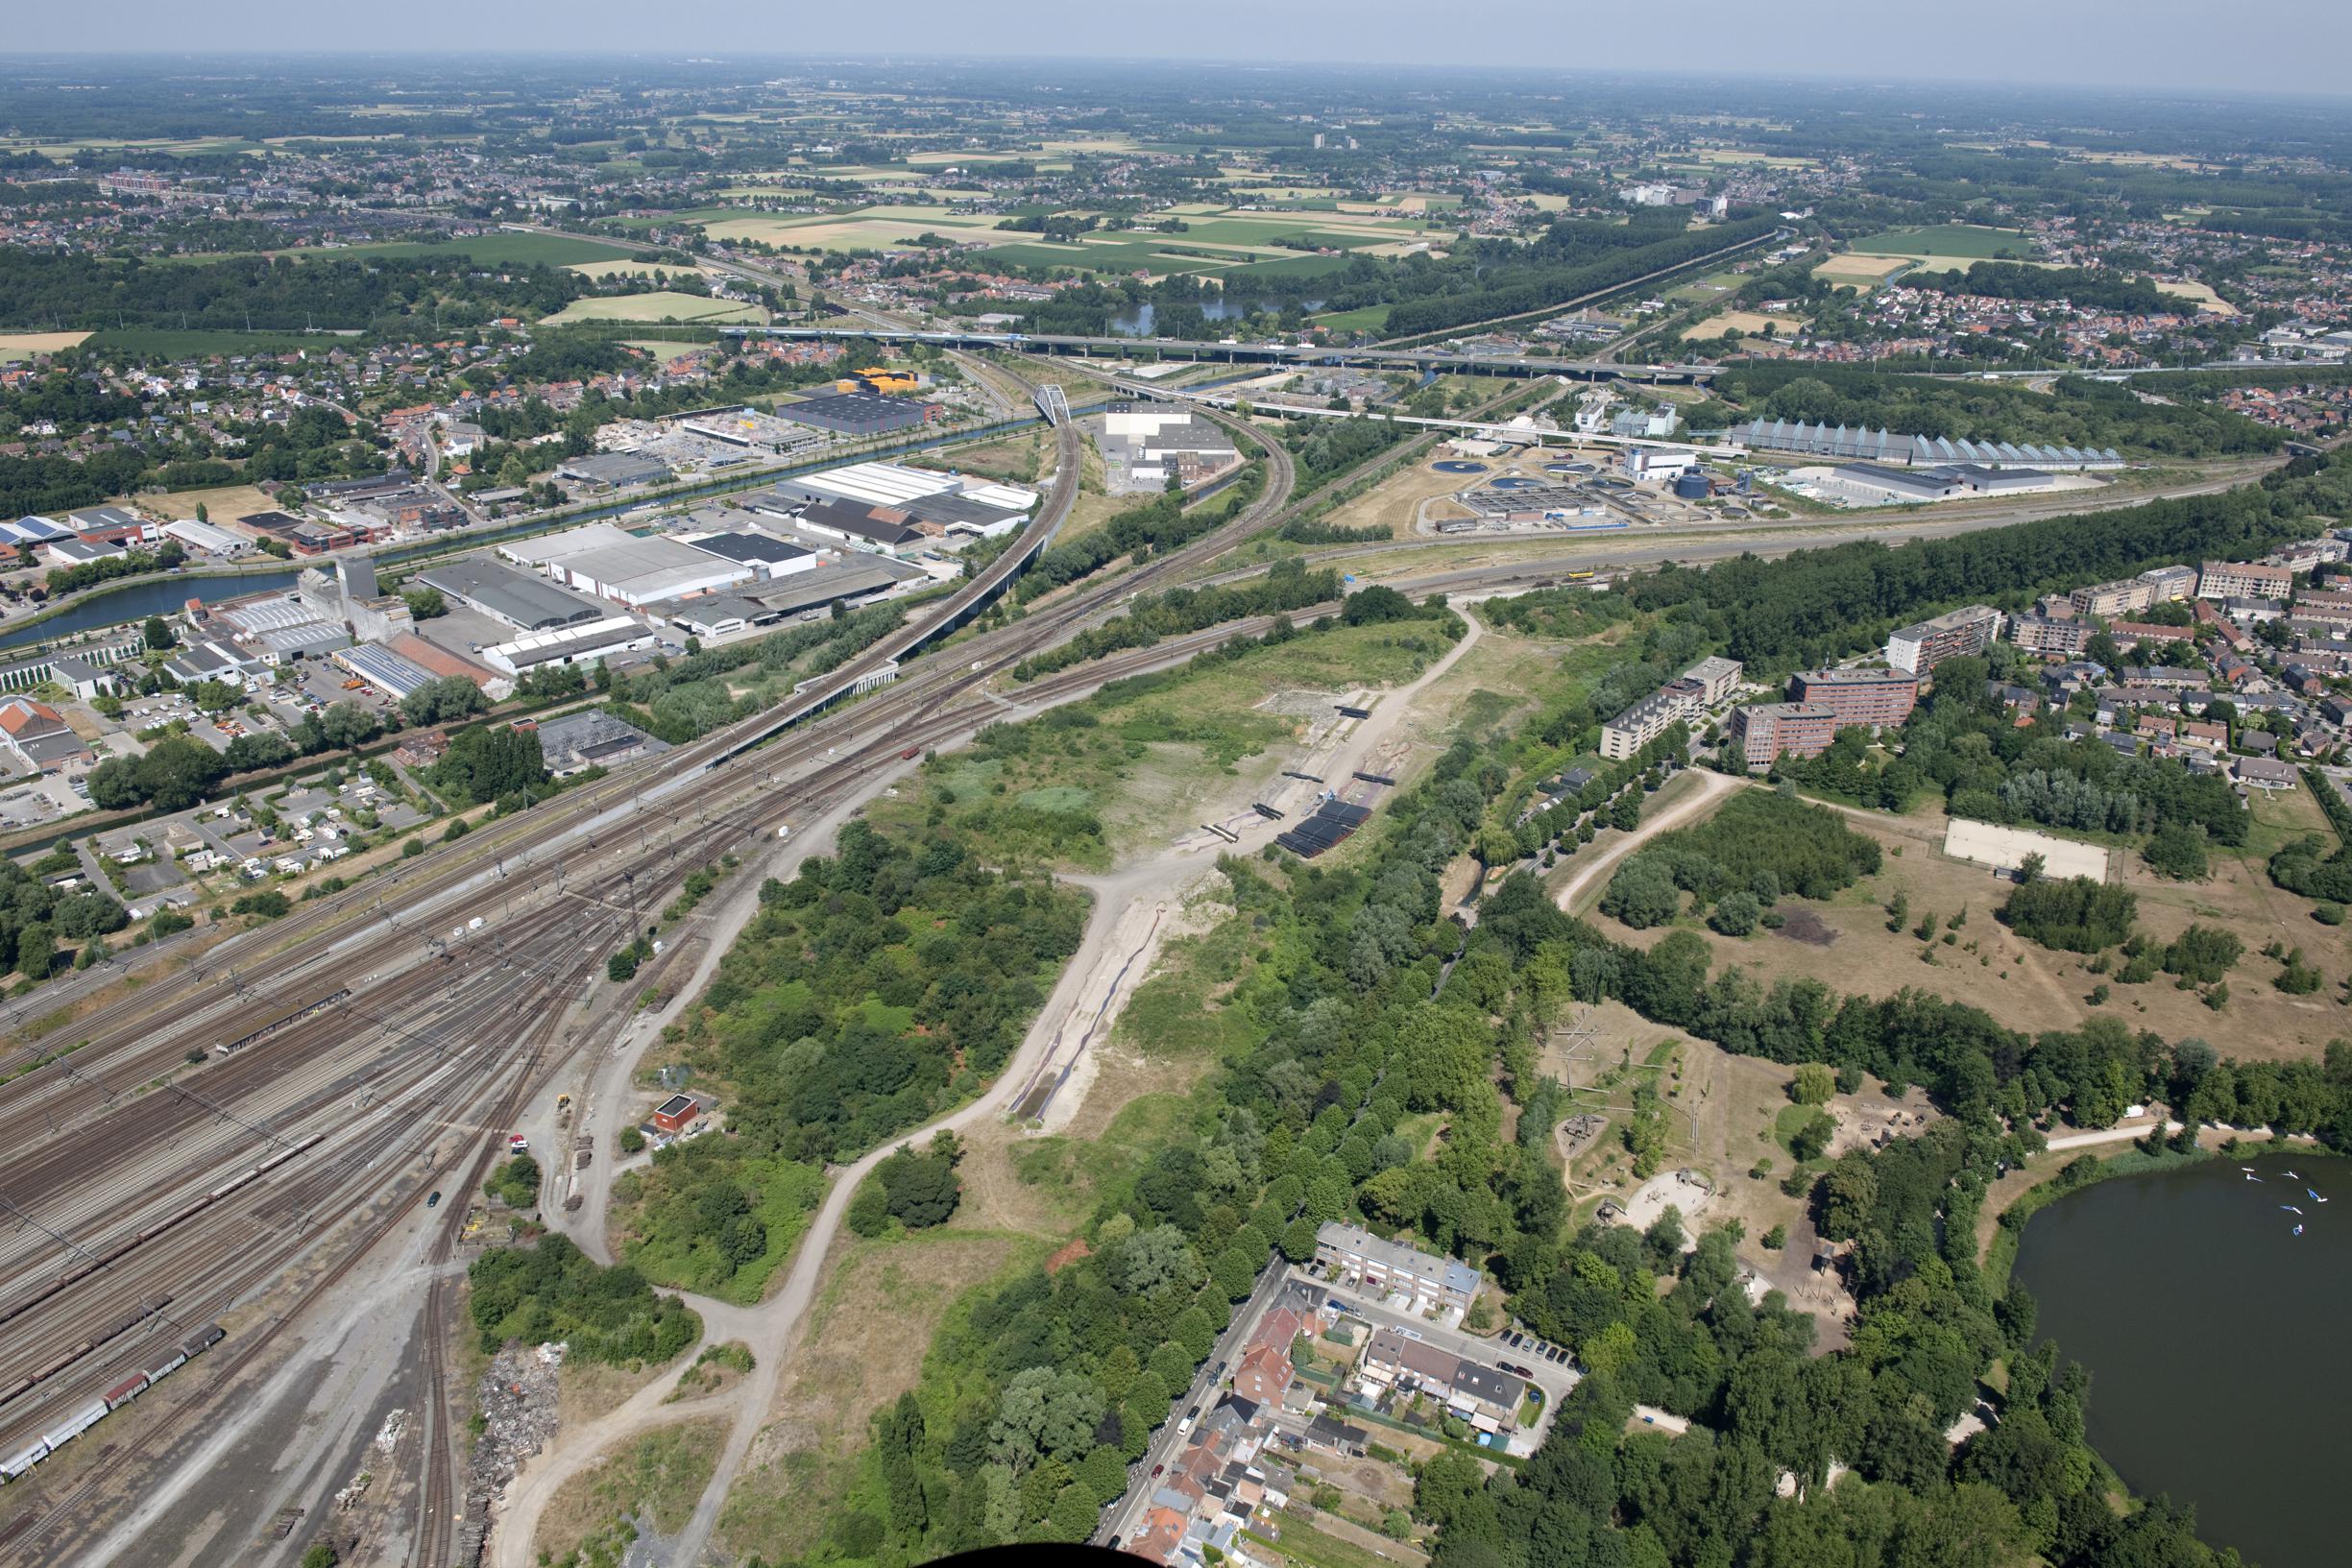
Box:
(144, 1349), (187, 1383)
(181, 1323), (225, 1359)
(0, 1440), (50, 1481)
(104, 1372), (150, 1411)
(41, 1398), (109, 1450)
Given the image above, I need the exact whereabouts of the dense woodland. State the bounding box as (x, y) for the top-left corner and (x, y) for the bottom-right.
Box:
(0, 250), (594, 333)
(602, 822), (1084, 1299)
(749, 626), (2320, 1566)
(1628, 447), (2352, 670)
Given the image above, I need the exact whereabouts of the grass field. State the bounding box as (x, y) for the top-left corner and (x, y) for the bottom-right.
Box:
(1850, 225), (2031, 260)
(323, 231), (632, 267)
(542, 291), (767, 326)
(1812, 254), (1914, 290)
(1312, 304), (1394, 334)
(0, 331), (90, 361)
(868, 620), (1458, 867)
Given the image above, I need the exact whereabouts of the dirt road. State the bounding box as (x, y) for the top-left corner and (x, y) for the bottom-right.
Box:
(497, 611), (1490, 1567)
(1551, 767), (1743, 916)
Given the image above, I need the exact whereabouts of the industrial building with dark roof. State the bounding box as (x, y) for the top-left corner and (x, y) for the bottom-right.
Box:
(771, 391), (940, 436)
(415, 558), (607, 633)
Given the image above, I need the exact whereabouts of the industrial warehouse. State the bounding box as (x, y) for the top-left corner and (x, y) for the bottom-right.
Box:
(1726, 417), (2124, 470)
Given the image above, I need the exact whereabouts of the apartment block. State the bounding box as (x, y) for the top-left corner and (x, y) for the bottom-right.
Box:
(1788, 666), (1920, 728)
(1600, 688), (1697, 760)
(1885, 604), (2002, 676)
(2008, 614), (2092, 658)
(2199, 560), (2296, 601)
(1598, 656), (1743, 760)
(2071, 577), (2158, 618)
(1731, 702), (1841, 770)
(1679, 655), (1745, 706)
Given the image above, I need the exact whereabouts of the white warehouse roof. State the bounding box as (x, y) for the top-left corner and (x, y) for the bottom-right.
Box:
(498, 522), (639, 571)
(796, 462), (961, 510)
(554, 536), (752, 606)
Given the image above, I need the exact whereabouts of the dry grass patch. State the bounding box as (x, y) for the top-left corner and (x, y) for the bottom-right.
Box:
(1596, 792), (2349, 1063)
(534, 1417), (728, 1567)
(1687, 310), (1786, 338)
(124, 482), (281, 522)
(0, 330), (91, 360)
(713, 1233), (1029, 1564)
(543, 292), (765, 325)
(1312, 459), (1477, 539)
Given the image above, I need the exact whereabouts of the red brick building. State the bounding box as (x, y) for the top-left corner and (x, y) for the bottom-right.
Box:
(1789, 667), (1919, 729)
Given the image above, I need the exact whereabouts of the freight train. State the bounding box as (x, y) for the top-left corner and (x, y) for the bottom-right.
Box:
(0, 1322), (224, 1484)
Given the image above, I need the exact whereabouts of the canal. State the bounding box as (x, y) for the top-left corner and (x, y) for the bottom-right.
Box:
(0, 411), (1055, 657)
(2011, 1149), (2345, 1568)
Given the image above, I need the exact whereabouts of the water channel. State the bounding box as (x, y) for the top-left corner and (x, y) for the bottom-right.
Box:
(0, 412), (1056, 657)
(2010, 1149), (2345, 1567)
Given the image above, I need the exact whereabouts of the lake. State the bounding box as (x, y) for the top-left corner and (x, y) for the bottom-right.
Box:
(1108, 296), (1325, 338)
(2012, 1149), (2346, 1567)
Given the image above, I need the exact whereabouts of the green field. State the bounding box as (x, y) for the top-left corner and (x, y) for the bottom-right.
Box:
(321, 231), (634, 267)
(1849, 224), (2030, 260)
(1312, 304), (1394, 334)
(980, 240), (1233, 276)
(1229, 253), (1359, 281)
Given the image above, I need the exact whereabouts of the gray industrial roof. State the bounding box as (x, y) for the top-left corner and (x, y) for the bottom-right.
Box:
(418, 557), (606, 632)
(744, 562), (909, 616)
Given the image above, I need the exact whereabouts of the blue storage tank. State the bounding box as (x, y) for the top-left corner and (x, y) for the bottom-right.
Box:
(1674, 470), (1711, 500)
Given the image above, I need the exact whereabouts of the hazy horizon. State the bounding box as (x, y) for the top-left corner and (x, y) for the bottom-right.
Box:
(8, 2), (2350, 100)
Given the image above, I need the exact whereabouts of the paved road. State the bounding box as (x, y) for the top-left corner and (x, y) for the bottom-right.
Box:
(1097, 1264), (1294, 1550)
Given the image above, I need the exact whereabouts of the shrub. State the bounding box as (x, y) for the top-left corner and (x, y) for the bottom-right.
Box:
(2001, 876), (2137, 953)
(2163, 923), (2243, 984)
(1708, 890), (1761, 936)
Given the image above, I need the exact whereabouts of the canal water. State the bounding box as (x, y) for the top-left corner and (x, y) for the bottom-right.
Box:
(2011, 1149), (2346, 1567)
(0, 412), (1055, 657)
(0, 569), (306, 650)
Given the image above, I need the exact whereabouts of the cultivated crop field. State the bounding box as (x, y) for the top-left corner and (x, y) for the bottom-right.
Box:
(325, 231), (632, 267)
(541, 292), (767, 325)
(1849, 224), (2033, 260)
(0, 330), (90, 360)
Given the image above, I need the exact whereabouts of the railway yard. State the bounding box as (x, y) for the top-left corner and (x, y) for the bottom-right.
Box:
(0, 332), (2303, 1566)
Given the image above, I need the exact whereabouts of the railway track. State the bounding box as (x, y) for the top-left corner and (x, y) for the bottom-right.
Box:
(0, 345), (1562, 1553)
(0, 384), (1304, 1549)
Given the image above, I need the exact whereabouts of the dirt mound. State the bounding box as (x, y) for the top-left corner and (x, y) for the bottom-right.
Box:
(1774, 907), (1837, 947)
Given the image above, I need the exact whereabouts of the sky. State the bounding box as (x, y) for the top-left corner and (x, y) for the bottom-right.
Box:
(10, 1), (2351, 99)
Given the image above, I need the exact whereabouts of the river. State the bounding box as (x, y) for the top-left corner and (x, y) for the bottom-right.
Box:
(2011, 1149), (2344, 1567)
